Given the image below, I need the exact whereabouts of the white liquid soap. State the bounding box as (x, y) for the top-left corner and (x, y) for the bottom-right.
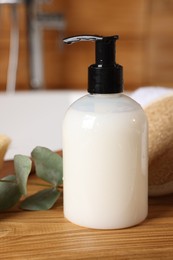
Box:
(63, 35), (148, 229)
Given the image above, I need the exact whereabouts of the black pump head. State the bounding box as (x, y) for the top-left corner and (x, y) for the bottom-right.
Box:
(63, 35), (123, 94)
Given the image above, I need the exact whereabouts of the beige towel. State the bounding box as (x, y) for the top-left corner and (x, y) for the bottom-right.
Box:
(0, 134), (11, 169)
(131, 87), (173, 196)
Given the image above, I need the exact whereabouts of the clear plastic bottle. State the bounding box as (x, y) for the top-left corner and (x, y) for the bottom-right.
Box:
(63, 35), (148, 229)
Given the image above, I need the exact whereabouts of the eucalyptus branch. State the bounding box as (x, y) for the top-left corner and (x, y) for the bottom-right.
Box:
(0, 146), (63, 211)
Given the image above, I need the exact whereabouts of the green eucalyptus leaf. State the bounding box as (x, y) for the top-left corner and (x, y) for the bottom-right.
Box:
(31, 146), (63, 186)
(14, 154), (32, 195)
(20, 188), (61, 211)
(0, 175), (22, 211)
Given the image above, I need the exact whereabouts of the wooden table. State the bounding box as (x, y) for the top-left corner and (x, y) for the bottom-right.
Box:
(0, 161), (173, 259)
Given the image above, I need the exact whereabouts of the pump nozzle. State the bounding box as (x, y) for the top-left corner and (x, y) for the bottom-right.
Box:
(63, 35), (123, 94)
(63, 35), (103, 44)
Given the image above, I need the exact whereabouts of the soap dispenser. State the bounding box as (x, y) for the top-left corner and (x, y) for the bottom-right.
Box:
(63, 35), (148, 229)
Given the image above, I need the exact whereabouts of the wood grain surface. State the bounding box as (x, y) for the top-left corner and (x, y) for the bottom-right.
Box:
(1, 0), (173, 91)
(0, 161), (173, 259)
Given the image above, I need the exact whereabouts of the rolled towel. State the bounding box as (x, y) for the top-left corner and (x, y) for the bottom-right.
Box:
(0, 134), (11, 169)
(131, 87), (173, 196)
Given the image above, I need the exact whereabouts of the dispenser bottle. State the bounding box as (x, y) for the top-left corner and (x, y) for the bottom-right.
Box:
(63, 35), (148, 229)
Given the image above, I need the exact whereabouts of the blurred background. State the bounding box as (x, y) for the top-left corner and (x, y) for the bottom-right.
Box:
(0, 0), (173, 92)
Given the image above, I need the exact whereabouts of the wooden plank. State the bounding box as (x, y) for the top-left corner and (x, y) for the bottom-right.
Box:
(1, 0), (173, 91)
(0, 0), (149, 91)
(149, 0), (173, 37)
(0, 168), (173, 259)
(65, 0), (148, 38)
(145, 0), (173, 87)
(147, 39), (173, 87)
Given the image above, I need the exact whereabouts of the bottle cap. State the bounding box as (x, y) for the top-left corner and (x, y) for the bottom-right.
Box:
(63, 35), (123, 94)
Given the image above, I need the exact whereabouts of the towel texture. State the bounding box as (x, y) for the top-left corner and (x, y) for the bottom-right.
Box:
(131, 87), (173, 196)
(0, 134), (11, 169)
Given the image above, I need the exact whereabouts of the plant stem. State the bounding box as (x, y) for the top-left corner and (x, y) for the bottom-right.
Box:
(0, 179), (15, 183)
(28, 181), (51, 188)
(57, 184), (63, 192)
